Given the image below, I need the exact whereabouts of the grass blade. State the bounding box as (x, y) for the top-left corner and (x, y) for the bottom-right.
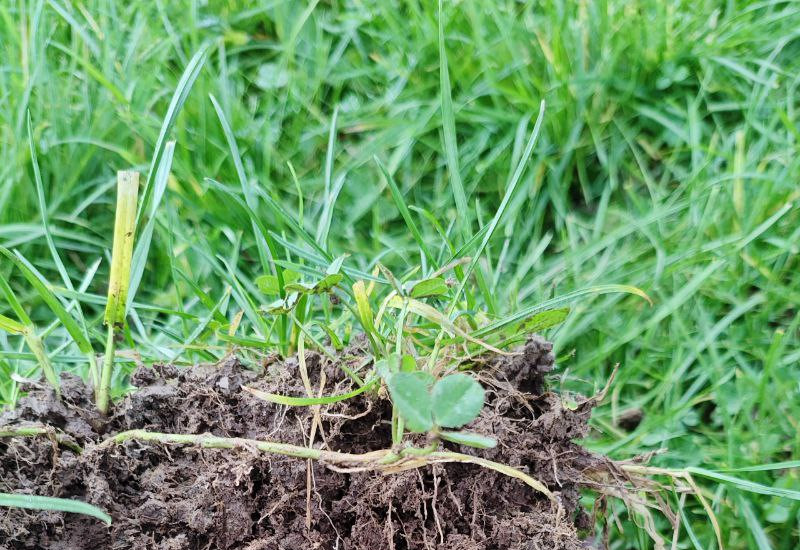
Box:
(126, 141), (174, 313)
(722, 461), (800, 473)
(0, 272), (58, 392)
(387, 295), (507, 355)
(27, 112), (72, 290)
(209, 94), (278, 280)
(376, 157), (437, 267)
(688, 467), (800, 501)
(0, 492), (111, 525)
(323, 106), (339, 201)
(0, 247), (92, 355)
(316, 173), (345, 248)
(452, 103), (545, 307)
(0, 270), (32, 325)
(473, 284), (651, 338)
(438, 0), (469, 241)
(135, 42), (211, 229)
(0, 314), (26, 334)
(243, 377), (378, 406)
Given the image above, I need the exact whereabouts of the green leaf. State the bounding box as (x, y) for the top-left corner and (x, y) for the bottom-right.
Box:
(316, 107), (341, 246)
(0, 271), (31, 324)
(283, 281), (314, 293)
(523, 308), (570, 332)
(387, 295), (506, 354)
(244, 377), (378, 406)
(439, 431), (497, 449)
(375, 157), (437, 266)
(400, 354), (417, 372)
(353, 281), (373, 330)
(387, 371), (435, 433)
(722, 461), (800, 473)
(409, 277), (449, 298)
(0, 271), (60, 393)
(27, 112), (73, 291)
(209, 94), (276, 280)
(136, 43), (212, 229)
(438, 0), (469, 241)
(312, 320), (343, 350)
(451, 102), (545, 305)
(687, 467), (800, 501)
(0, 314), (26, 334)
(432, 373), (485, 428)
(326, 255), (346, 275)
(127, 141), (175, 314)
(377, 264), (405, 296)
(284, 273), (343, 295)
(256, 275), (279, 295)
(353, 280), (381, 354)
(263, 293), (300, 315)
(473, 284), (651, 338)
(256, 270), (300, 295)
(0, 493), (111, 525)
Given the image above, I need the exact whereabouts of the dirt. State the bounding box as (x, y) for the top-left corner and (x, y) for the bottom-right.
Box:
(0, 336), (615, 550)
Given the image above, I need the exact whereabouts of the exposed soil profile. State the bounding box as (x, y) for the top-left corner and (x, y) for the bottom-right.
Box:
(0, 337), (617, 550)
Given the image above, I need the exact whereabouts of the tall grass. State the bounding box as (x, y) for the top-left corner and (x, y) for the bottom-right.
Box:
(0, 1), (799, 547)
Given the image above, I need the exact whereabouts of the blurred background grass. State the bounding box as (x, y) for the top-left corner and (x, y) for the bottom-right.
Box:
(1, 0), (799, 547)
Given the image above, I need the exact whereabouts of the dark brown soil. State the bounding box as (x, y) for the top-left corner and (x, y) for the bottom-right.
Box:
(0, 337), (612, 550)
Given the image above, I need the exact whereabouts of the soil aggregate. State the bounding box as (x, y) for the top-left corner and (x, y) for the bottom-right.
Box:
(1, 336), (614, 549)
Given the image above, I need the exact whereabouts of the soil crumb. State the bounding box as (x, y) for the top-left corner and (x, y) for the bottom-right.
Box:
(1, 336), (608, 549)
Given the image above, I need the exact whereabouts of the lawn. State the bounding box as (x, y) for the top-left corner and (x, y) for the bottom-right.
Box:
(1, 0), (799, 547)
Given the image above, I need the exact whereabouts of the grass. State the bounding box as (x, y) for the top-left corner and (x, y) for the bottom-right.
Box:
(1, 0), (799, 547)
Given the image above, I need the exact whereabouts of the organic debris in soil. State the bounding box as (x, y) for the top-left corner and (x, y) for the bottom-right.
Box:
(1, 337), (612, 550)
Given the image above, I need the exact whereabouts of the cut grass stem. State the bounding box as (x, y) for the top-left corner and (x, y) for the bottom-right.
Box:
(96, 171), (139, 415)
(97, 325), (116, 415)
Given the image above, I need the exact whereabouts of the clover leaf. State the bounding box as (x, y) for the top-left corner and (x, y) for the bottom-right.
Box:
(386, 371), (435, 433)
(431, 373), (485, 428)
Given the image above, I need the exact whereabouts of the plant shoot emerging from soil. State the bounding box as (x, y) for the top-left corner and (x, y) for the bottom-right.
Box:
(96, 171), (140, 415)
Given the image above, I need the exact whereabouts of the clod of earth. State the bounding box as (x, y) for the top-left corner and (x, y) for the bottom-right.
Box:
(0, 337), (640, 549)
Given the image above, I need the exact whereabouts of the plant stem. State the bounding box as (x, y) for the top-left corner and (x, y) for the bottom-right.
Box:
(96, 170), (139, 415)
(97, 429), (552, 498)
(23, 329), (60, 396)
(101, 429), (388, 463)
(3, 424), (552, 499)
(96, 324), (116, 415)
(0, 426), (83, 453)
(87, 352), (100, 389)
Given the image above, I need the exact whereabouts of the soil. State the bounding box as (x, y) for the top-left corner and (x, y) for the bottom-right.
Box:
(0, 336), (615, 550)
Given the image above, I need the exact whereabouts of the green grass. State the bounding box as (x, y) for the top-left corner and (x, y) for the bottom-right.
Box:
(1, 0), (799, 547)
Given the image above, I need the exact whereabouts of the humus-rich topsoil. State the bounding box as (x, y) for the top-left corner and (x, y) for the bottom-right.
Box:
(1, 337), (622, 549)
